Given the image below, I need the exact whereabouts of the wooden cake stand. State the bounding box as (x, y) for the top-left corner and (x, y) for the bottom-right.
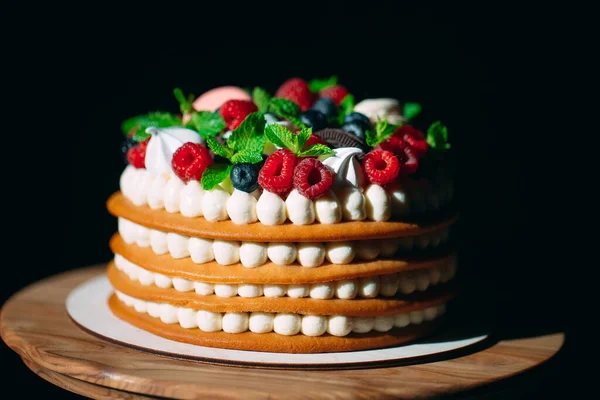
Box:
(1, 265), (564, 399)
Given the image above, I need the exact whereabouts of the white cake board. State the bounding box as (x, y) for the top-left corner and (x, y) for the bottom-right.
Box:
(66, 275), (488, 368)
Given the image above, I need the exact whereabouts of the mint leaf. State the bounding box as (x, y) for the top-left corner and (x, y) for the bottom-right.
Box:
(295, 127), (312, 151)
(426, 121), (451, 150)
(132, 130), (151, 142)
(201, 164), (232, 191)
(268, 98), (308, 128)
(298, 144), (334, 157)
(121, 112), (181, 137)
(269, 98), (300, 117)
(189, 111), (226, 139)
(206, 137), (234, 159)
(230, 150), (264, 164)
(287, 114), (308, 129)
(228, 112), (265, 153)
(365, 117), (399, 147)
(265, 123), (294, 150)
(308, 76), (338, 92)
(337, 94), (355, 125)
(174, 88), (194, 114)
(404, 102), (422, 121)
(264, 124), (320, 155)
(252, 87), (271, 112)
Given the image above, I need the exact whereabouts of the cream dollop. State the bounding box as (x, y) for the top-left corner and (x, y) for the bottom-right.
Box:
(285, 189), (315, 225)
(144, 127), (203, 176)
(353, 98), (405, 125)
(337, 187), (367, 220)
(227, 189), (258, 225)
(256, 191), (287, 225)
(321, 147), (365, 188)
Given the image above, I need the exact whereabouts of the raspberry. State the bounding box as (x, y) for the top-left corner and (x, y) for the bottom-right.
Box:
(394, 125), (428, 158)
(171, 142), (214, 183)
(126, 139), (149, 169)
(219, 100), (258, 130)
(275, 78), (314, 111)
(293, 158), (334, 200)
(376, 136), (419, 176)
(258, 149), (296, 195)
(319, 85), (349, 106)
(363, 150), (400, 185)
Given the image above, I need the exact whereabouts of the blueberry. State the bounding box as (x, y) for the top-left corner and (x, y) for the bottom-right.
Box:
(344, 112), (371, 131)
(311, 97), (338, 119)
(340, 121), (366, 140)
(230, 163), (260, 193)
(299, 110), (327, 131)
(120, 138), (137, 164)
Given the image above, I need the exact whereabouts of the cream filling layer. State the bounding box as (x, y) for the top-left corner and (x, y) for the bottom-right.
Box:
(114, 254), (457, 299)
(120, 166), (453, 225)
(115, 290), (447, 336)
(118, 217), (451, 268)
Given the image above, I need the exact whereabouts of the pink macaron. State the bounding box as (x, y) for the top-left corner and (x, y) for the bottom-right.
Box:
(192, 86), (251, 112)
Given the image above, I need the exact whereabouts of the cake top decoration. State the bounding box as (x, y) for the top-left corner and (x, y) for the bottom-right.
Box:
(119, 76), (451, 199)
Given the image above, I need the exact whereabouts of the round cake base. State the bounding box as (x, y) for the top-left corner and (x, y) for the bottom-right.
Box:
(66, 274), (488, 365)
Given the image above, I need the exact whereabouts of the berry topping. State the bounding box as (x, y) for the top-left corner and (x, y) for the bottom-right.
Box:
(319, 85), (349, 105)
(230, 163), (260, 193)
(343, 112), (371, 130)
(258, 149), (296, 195)
(126, 139), (149, 169)
(363, 150), (400, 185)
(375, 137), (419, 175)
(394, 125), (428, 158)
(311, 97), (338, 118)
(121, 138), (137, 164)
(219, 100), (258, 130)
(340, 121), (366, 140)
(275, 78), (314, 111)
(293, 158), (335, 200)
(313, 128), (368, 151)
(299, 109), (327, 131)
(171, 142), (214, 183)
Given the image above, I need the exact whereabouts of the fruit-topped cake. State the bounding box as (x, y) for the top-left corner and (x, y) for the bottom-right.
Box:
(107, 76), (457, 353)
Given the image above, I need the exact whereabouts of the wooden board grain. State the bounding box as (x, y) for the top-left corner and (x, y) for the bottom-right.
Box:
(1, 266), (564, 399)
(22, 357), (159, 400)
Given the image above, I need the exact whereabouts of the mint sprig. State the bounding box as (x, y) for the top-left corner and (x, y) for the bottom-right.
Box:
(426, 121), (451, 150)
(365, 117), (400, 147)
(265, 124), (333, 157)
(202, 112), (266, 189)
(205, 112), (266, 164)
(227, 112), (266, 154)
(337, 94), (355, 125)
(206, 137), (234, 159)
(268, 98), (307, 128)
(173, 88), (195, 115)
(121, 112), (181, 140)
(403, 102), (422, 122)
(252, 87), (271, 112)
(201, 164), (232, 191)
(188, 111), (226, 139)
(309, 75), (338, 92)
(299, 144), (333, 157)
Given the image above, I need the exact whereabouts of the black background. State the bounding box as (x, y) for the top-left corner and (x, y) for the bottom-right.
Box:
(2, 1), (581, 397)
